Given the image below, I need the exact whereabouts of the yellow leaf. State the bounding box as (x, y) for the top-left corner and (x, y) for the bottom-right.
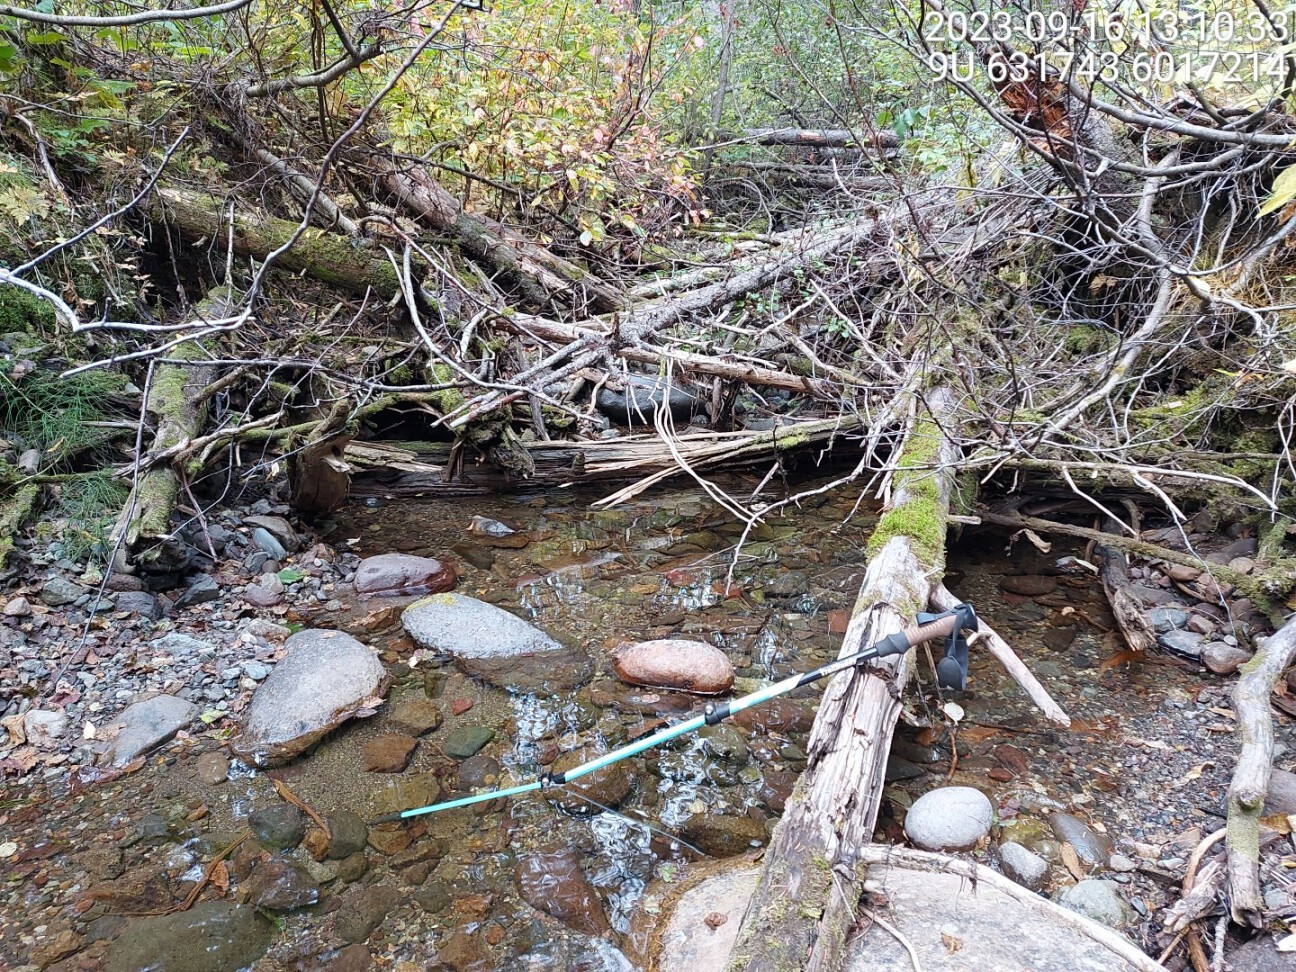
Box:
(1061, 842), (1085, 880)
(1259, 165), (1296, 216)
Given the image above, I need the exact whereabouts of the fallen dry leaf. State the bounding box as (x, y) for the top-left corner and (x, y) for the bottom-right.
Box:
(1061, 842), (1085, 881)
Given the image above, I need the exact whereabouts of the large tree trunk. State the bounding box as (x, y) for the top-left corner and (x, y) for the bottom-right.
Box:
(725, 387), (958, 972)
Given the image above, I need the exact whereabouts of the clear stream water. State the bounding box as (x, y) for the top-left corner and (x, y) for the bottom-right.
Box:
(0, 478), (1245, 970)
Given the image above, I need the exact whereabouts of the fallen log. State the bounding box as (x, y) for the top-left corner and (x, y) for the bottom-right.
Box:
(110, 287), (233, 566)
(344, 417), (859, 498)
(1225, 614), (1296, 927)
(379, 161), (625, 313)
(147, 187), (401, 298)
(739, 127), (899, 151)
(726, 388), (958, 972)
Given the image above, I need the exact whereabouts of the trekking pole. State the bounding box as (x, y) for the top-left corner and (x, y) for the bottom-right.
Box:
(371, 603), (978, 823)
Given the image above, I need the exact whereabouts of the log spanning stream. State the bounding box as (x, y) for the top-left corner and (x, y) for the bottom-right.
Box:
(0, 479), (1240, 970)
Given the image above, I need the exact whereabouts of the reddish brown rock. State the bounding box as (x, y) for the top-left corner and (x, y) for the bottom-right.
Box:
(514, 848), (611, 935)
(362, 735), (418, 773)
(998, 575), (1058, 596)
(1202, 643), (1252, 675)
(354, 554), (456, 597)
(612, 639), (734, 695)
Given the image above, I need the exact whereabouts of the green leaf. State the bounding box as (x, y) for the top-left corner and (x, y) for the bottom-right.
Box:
(1260, 165), (1296, 217)
(199, 709), (227, 725)
(24, 31), (64, 46)
(278, 567), (304, 583)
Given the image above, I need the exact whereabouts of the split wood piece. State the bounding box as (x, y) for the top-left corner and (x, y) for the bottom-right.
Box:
(110, 288), (233, 567)
(252, 147), (359, 235)
(344, 418), (860, 499)
(726, 388), (958, 972)
(146, 188), (402, 298)
(856, 846), (1169, 972)
(288, 397), (354, 514)
(1226, 614), (1296, 927)
(380, 162), (624, 314)
(1096, 519), (1157, 654)
(930, 583), (1070, 726)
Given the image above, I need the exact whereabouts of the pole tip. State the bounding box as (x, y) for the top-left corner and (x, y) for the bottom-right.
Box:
(368, 812), (405, 825)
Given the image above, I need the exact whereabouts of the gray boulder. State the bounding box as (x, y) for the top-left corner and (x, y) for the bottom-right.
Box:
(1054, 880), (1134, 927)
(231, 629), (390, 767)
(595, 374), (700, 427)
(401, 593), (589, 691)
(101, 695), (199, 767)
(903, 786), (993, 852)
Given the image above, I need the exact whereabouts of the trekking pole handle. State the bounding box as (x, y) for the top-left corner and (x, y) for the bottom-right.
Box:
(903, 613), (960, 647)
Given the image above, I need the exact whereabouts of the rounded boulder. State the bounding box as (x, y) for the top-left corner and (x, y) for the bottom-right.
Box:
(612, 639), (734, 695)
(354, 553), (456, 597)
(903, 786), (993, 852)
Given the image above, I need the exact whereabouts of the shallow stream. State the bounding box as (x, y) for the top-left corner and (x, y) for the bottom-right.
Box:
(0, 478), (1254, 971)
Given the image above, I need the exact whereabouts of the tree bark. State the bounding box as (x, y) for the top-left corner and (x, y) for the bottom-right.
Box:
(111, 288), (233, 566)
(725, 388), (958, 972)
(740, 127), (898, 150)
(147, 187), (401, 297)
(379, 162), (625, 313)
(1226, 615), (1296, 926)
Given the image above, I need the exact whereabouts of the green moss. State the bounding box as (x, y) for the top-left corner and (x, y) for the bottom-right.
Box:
(866, 416), (949, 566)
(0, 483), (39, 567)
(1062, 324), (1110, 355)
(0, 286), (57, 335)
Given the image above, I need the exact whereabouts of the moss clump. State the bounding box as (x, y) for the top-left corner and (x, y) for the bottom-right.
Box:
(866, 416), (949, 567)
(1063, 324), (1110, 355)
(0, 286), (57, 336)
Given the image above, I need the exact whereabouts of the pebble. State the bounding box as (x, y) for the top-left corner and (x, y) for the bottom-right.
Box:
(41, 576), (87, 607)
(998, 841), (1048, 889)
(193, 752), (230, 785)
(100, 694), (199, 767)
(544, 745), (631, 815)
(23, 708), (70, 747)
(904, 786), (993, 852)
(1145, 607), (1189, 633)
(362, 734), (418, 773)
(1202, 643), (1252, 675)
(387, 697), (443, 735)
(1048, 813), (1113, 866)
(251, 527), (288, 561)
(442, 726), (494, 759)
(248, 804), (307, 849)
(1158, 629), (1204, 657)
(999, 574), (1058, 596)
(326, 811), (370, 860)
(3, 595), (32, 616)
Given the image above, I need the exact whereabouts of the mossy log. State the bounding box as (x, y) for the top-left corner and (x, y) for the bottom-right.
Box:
(725, 388), (958, 972)
(146, 187), (402, 298)
(110, 288), (233, 566)
(380, 163), (625, 314)
(0, 482), (40, 567)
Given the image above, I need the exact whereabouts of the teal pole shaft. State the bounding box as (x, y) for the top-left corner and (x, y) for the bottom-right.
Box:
(370, 611), (967, 823)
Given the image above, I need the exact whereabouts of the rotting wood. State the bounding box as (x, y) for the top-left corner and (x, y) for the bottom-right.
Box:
(1096, 517), (1158, 654)
(739, 127), (899, 151)
(110, 288), (234, 567)
(725, 388), (957, 972)
(380, 161), (625, 313)
(146, 188), (401, 298)
(1225, 614), (1296, 927)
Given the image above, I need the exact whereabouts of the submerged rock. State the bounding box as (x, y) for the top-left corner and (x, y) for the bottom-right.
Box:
(680, 814), (767, 857)
(246, 858), (319, 911)
(543, 745), (631, 815)
(998, 575), (1057, 596)
(249, 805), (307, 849)
(514, 848), (611, 935)
(612, 639), (734, 695)
(100, 694), (199, 767)
(401, 592), (589, 691)
(354, 553), (456, 597)
(104, 901), (274, 972)
(231, 629), (390, 767)
(903, 786), (993, 852)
